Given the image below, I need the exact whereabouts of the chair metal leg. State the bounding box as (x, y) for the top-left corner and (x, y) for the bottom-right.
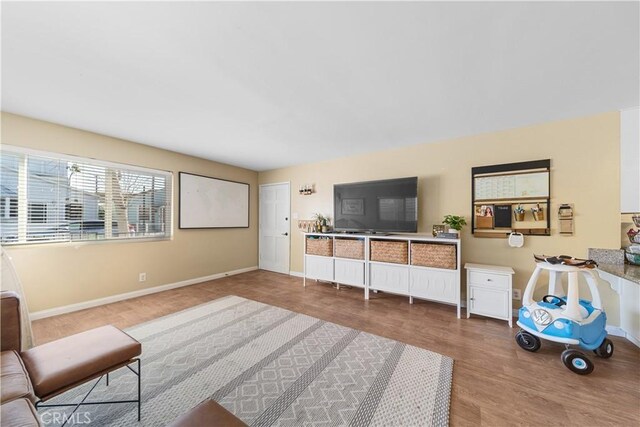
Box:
(37, 375), (104, 427)
(36, 359), (142, 423)
(137, 358), (141, 421)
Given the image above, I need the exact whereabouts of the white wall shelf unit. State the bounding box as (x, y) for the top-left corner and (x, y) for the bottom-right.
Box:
(303, 232), (462, 318)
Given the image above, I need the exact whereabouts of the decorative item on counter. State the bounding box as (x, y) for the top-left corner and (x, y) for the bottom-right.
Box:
(298, 184), (314, 195)
(432, 224), (446, 237)
(626, 245), (640, 265)
(633, 214), (640, 227)
(442, 215), (467, 235)
(531, 203), (544, 221)
(436, 232), (460, 239)
(513, 204), (525, 221)
(628, 229), (640, 244)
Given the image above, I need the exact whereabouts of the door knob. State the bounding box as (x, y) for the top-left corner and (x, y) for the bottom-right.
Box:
(282, 232), (288, 236)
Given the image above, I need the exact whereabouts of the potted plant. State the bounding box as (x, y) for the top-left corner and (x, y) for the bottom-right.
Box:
(514, 205), (525, 222)
(442, 215), (467, 234)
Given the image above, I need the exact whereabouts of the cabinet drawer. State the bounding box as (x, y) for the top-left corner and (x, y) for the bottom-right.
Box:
(469, 286), (510, 320)
(305, 256), (334, 281)
(410, 268), (457, 303)
(370, 263), (409, 294)
(468, 271), (510, 289)
(334, 259), (365, 287)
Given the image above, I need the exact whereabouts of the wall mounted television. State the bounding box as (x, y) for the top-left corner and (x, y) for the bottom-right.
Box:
(333, 177), (418, 233)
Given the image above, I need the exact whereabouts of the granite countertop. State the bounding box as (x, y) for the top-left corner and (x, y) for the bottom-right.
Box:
(597, 263), (640, 285)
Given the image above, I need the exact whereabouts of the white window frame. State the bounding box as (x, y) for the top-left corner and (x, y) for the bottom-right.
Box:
(0, 145), (173, 245)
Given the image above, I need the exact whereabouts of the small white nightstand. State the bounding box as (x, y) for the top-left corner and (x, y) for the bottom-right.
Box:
(464, 263), (515, 327)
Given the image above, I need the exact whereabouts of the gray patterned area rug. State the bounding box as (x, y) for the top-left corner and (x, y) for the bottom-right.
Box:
(41, 295), (453, 426)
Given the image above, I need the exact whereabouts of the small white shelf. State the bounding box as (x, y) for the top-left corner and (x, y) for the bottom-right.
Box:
(465, 263), (515, 327)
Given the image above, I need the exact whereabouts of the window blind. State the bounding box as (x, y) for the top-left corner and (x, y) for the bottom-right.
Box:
(0, 146), (172, 245)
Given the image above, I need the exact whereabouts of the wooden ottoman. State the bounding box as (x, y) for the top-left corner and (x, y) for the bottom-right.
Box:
(21, 325), (142, 421)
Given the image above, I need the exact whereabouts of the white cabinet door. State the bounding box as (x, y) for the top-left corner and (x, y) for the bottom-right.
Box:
(334, 259), (365, 287)
(370, 263), (409, 294)
(621, 107), (640, 213)
(621, 278), (640, 345)
(410, 268), (457, 303)
(305, 256), (334, 281)
(469, 286), (509, 319)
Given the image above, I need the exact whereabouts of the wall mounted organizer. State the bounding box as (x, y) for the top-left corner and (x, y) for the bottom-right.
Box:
(471, 159), (551, 237)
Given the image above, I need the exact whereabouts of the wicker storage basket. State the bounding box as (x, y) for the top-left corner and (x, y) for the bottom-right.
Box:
(334, 239), (365, 260)
(306, 237), (333, 257)
(370, 240), (408, 264)
(410, 243), (456, 269)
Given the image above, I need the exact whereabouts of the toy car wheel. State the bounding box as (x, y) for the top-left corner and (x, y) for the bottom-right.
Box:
(594, 338), (614, 359)
(515, 330), (541, 352)
(561, 349), (594, 375)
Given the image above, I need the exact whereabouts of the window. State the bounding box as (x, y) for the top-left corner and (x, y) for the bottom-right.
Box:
(28, 203), (47, 223)
(65, 202), (83, 220)
(0, 146), (172, 244)
(0, 198), (18, 219)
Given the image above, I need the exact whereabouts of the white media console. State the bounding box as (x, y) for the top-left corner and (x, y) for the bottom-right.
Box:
(303, 232), (462, 318)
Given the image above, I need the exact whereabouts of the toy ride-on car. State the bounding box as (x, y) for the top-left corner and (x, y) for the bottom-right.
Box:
(515, 255), (613, 375)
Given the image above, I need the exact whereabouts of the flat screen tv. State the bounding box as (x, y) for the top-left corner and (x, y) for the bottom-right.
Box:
(334, 177), (418, 233)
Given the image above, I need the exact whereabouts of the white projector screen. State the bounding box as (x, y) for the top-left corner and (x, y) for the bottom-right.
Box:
(179, 172), (249, 229)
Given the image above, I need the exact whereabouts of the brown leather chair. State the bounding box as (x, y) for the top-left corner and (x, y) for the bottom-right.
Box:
(0, 291), (142, 426)
(1, 291), (40, 426)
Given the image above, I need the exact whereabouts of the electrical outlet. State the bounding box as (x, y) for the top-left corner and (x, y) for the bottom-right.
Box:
(513, 289), (522, 300)
(139, 273), (147, 282)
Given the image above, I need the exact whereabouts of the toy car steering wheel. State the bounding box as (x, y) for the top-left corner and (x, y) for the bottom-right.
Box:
(542, 294), (566, 307)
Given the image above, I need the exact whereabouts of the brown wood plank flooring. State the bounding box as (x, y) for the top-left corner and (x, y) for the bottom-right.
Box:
(32, 270), (640, 426)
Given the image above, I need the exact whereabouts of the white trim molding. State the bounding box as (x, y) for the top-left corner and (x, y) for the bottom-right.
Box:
(606, 325), (640, 347)
(30, 266), (258, 320)
(605, 325), (626, 338)
(289, 271), (304, 278)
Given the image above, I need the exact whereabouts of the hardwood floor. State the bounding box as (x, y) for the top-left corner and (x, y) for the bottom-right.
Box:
(32, 270), (640, 426)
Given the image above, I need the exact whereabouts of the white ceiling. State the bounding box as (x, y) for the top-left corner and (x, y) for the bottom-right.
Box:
(2, 2), (639, 171)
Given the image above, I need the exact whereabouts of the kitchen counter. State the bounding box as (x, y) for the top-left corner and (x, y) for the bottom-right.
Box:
(597, 263), (640, 285)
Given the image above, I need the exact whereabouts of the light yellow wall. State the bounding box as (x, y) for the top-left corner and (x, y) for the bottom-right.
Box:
(259, 112), (623, 324)
(1, 112), (258, 312)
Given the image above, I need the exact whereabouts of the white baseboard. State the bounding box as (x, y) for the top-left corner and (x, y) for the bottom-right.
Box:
(606, 325), (640, 347)
(29, 266), (258, 320)
(289, 271), (304, 278)
(605, 325), (626, 338)
(624, 333), (640, 348)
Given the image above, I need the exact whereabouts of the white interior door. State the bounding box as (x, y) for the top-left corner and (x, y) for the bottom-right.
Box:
(259, 183), (290, 274)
